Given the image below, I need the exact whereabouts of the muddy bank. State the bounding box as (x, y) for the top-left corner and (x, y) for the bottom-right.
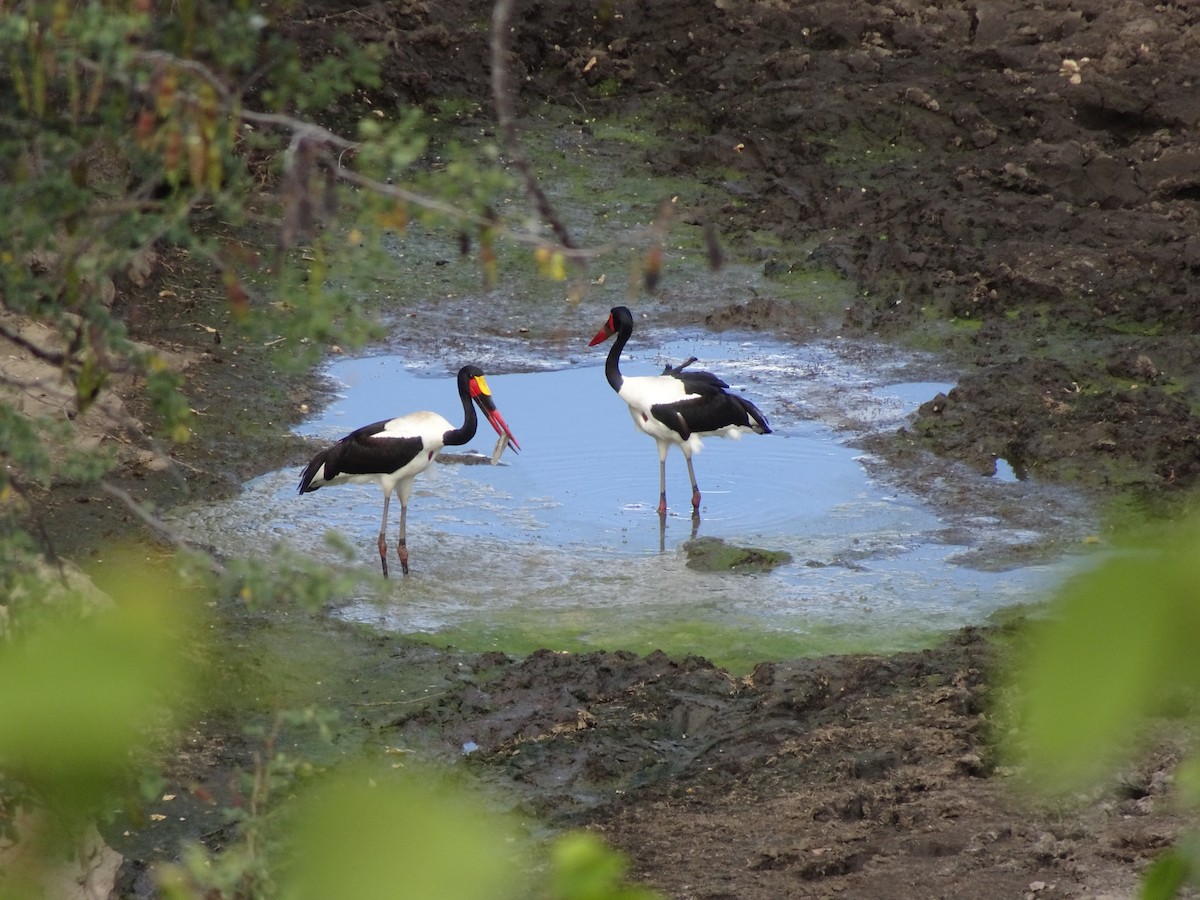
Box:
(384, 626), (1193, 899)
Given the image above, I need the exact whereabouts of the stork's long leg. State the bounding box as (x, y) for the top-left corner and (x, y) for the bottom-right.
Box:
(397, 498), (410, 575)
(377, 491), (392, 578)
(657, 454), (668, 516)
(685, 455), (701, 514)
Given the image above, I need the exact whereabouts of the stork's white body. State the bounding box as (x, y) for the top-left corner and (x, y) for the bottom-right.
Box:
(302, 411), (452, 504)
(617, 376), (747, 461)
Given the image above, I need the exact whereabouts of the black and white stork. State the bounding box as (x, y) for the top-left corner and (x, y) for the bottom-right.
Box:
(297, 365), (520, 577)
(589, 305), (771, 516)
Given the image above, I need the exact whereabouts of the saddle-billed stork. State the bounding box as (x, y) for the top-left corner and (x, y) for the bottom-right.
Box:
(297, 365), (520, 577)
(589, 305), (771, 516)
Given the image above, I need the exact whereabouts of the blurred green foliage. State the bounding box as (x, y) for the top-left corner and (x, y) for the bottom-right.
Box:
(273, 762), (530, 900)
(0, 548), (202, 896)
(1005, 513), (1200, 898)
(552, 831), (663, 900)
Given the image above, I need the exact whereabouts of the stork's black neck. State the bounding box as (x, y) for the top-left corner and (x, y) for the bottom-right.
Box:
(604, 313), (632, 393)
(443, 369), (479, 446)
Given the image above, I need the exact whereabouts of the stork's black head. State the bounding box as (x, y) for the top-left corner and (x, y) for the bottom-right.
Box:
(459, 365), (521, 453)
(589, 305), (633, 346)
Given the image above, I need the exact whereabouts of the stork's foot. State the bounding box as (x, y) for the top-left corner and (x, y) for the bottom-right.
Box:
(397, 539), (410, 576)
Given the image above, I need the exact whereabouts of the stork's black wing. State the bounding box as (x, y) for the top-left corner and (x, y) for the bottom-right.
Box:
(651, 392), (771, 440)
(298, 420), (424, 492)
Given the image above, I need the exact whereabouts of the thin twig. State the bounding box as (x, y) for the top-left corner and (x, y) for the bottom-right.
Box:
(77, 42), (639, 266)
(99, 481), (222, 573)
(333, 160), (656, 263)
(351, 691), (449, 708)
(75, 53), (356, 154)
(7, 476), (66, 578)
(0, 368), (63, 393)
(0, 320), (67, 366)
(490, 0), (577, 251)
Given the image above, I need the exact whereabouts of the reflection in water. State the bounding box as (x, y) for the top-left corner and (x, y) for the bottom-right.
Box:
(170, 335), (1097, 667)
(659, 511), (701, 553)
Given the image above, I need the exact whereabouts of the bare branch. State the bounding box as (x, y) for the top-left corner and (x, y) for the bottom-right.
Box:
(332, 161), (658, 264)
(490, 0), (577, 252)
(134, 50), (234, 104)
(333, 165), (502, 231)
(6, 476), (66, 576)
(76, 54), (358, 153)
(76, 33), (671, 285)
(0, 320), (67, 366)
(99, 481), (222, 573)
(242, 109), (357, 151)
(0, 369), (62, 393)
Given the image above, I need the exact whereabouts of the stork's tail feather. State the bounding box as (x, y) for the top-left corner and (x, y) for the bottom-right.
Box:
(298, 450), (330, 494)
(738, 396), (772, 434)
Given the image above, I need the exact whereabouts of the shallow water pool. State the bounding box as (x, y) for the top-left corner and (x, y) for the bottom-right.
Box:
(172, 333), (1094, 669)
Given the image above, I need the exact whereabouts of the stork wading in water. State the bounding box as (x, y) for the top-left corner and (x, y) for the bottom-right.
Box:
(297, 365), (520, 577)
(589, 305), (771, 516)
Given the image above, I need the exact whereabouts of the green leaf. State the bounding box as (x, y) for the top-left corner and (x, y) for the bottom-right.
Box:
(1141, 848), (1191, 900)
(278, 763), (530, 900)
(551, 831), (662, 900)
(1011, 515), (1200, 789)
(0, 548), (201, 816)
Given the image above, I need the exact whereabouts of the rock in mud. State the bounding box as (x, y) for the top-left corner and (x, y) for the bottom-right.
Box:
(683, 536), (792, 573)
